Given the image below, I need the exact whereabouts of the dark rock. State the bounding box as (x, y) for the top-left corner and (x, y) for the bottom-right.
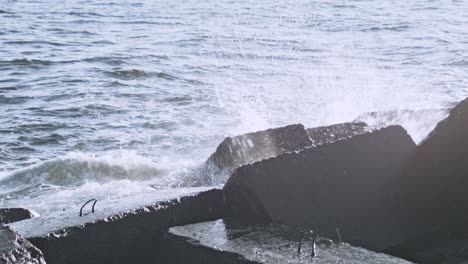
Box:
(0, 226), (46, 264)
(205, 124), (312, 177)
(11, 188), (225, 264)
(306, 122), (369, 146)
(0, 208), (35, 225)
(223, 125), (417, 251)
(162, 219), (412, 264)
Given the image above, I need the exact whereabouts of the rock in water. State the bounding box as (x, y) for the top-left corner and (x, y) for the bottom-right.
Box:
(0, 226), (46, 264)
(223, 125), (417, 251)
(0, 208), (35, 225)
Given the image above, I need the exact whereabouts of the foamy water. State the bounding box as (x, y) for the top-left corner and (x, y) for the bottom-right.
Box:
(1, 0), (467, 216)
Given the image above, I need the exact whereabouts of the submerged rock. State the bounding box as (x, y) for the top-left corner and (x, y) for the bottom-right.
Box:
(11, 187), (224, 264)
(0, 208), (35, 225)
(163, 219), (413, 264)
(224, 125), (417, 251)
(0, 226), (46, 264)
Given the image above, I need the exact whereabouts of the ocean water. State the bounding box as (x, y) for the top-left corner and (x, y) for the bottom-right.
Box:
(0, 0), (467, 219)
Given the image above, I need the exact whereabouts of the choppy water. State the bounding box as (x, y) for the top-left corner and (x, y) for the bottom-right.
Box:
(0, 0), (467, 217)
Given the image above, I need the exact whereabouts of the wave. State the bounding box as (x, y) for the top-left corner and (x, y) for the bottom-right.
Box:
(4, 40), (68, 46)
(104, 69), (177, 81)
(68, 11), (105, 17)
(0, 59), (79, 69)
(0, 59), (53, 67)
(363, 25), (410, 32)
(0, 151), (167, 189)
(0, 95), (31, 104)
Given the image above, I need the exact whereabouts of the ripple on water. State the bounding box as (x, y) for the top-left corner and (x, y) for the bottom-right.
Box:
(4, 40), (68, 47)
(0, 95), (31, 104)
(18, 134), (67, 146)
(103, 69), (178, 81)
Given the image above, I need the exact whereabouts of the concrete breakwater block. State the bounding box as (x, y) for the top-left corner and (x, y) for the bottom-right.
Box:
(205, 122), (370, 184)
(398, 97), (468, 220)
(160, 219), (413, 264)
(385, 97), (468, 261)
(10, 187), (224, 264)
(0, 208), (35, 225)
(0, 226), (46, 264)
(223, 125), (417, 251)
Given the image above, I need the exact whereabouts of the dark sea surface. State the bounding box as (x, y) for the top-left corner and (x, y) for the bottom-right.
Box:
(0, 1), (467, 259)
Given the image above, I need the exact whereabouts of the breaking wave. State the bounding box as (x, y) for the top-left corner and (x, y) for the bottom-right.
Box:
(0, 151), (167, 188)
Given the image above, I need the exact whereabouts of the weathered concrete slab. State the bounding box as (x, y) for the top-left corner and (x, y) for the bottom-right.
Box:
(0, 208), (35, 225)
(224, 125), (417, 251)
(0, 226), (46, 264)
(10, 187), (224, 264)
(204, 122), (371, 184)
(163, 219), (413, 264)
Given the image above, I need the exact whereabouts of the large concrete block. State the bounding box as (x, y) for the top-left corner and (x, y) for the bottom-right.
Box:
(11, 188), (224, 264)
(205, 122), (371, 184)
(223, 125), (417, 251)
(397, 98), (468, 217)
(0, 226), (46, 264)
(385, 97), (468, 261)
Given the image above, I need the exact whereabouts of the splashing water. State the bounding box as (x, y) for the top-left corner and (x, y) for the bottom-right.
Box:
(0, 0), (467, 214)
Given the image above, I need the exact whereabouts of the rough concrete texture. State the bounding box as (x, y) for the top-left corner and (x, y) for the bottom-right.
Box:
(224, 125), (417, 251)
(0, 226), (46, 264)
(12, 188), (224, 264)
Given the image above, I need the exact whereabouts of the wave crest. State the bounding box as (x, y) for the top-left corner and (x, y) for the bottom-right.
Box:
(0, 151), (166, 188)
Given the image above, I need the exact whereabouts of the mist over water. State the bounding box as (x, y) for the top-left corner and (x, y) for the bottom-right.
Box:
(0, 0), (467, 215)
